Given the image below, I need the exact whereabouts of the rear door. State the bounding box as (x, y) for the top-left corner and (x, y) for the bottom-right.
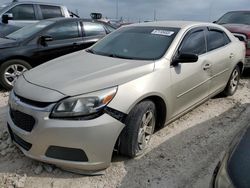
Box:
(170, 27), (211, 117)
(33, 21), (83, 63)
(205, 27), (233, 95)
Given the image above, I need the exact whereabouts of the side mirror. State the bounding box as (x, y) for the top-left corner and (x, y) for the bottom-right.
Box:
(39, 35), (53, 46)
(172, 53), (198, 66)
(2, 13), (13, 24)
(213, 21), (217, 23)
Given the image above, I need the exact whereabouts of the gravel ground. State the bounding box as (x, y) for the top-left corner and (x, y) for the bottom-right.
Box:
(0, 73), (250, 188)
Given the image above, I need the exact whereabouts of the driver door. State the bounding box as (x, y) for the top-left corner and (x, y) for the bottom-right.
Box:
(170, 27), (211, 117)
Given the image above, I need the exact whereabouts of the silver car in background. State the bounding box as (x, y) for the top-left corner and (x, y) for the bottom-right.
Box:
(7, 21), (245, 173)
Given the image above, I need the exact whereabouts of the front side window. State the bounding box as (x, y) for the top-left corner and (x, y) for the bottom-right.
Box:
(207, 30), (229, 51)
(7, 4), (35, 20)
(89, 26), (180, 60)
(40, 5), (63, 19)
(45, 22), (79, 40)
(83, 22), (106, 36)
(180, 30), (206, 55)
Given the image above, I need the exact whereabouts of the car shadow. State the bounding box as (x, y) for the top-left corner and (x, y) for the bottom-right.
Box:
(119, 103), (250, 188)
(0, 101), (249, 187)
(242, 68), (250, 78)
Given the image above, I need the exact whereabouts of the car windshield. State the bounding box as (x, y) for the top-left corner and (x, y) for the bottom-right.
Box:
(217, 12), (250, 25)
(89, 26), (180, 60)
(6, 20), (54, 40)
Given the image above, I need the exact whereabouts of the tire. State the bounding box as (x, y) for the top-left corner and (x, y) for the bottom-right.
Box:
(119, 100), (156, 158)
(222, 66), (240, 96)
(0, 59), (32, 90)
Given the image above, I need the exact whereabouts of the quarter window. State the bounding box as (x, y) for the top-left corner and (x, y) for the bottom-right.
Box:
(180, 30), (206, 55)
(45, 22), (79, 40)
(83, 22), (106, 36)
(207, 30), (230, 51)
(7, 4), (35, 20)
(40, 5), (63, 19)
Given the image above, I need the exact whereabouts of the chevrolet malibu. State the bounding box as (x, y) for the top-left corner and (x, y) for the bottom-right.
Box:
(7, 21), (245, 173)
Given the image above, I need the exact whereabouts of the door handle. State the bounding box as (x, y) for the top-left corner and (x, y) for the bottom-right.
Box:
(229, 53), (234, 59)
(203, 64), (211, 70)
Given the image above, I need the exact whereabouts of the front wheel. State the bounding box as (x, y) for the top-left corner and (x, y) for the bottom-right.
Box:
(119, 100), (156, 158)
(222, 66), (240, 96)
(0, 59), (32, 90)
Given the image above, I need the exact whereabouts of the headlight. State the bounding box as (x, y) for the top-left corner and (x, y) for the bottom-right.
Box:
(50, 87), (117, 118)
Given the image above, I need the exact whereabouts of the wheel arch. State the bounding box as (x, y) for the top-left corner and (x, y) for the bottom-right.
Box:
(125, 94), (168, 131)
(144, 95), (167, 131)
(0, 56), (32, 67)
(236, 61), (244, 74)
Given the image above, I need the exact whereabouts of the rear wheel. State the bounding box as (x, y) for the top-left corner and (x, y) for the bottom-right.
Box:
(119, 100), (156, 157)
(0, 59), (31, 90)
(222, 66), (240, 96)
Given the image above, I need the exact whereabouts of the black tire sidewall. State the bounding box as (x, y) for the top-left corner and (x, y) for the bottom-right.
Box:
(119, 100), (156, 157)
(0, 59), (31, 90)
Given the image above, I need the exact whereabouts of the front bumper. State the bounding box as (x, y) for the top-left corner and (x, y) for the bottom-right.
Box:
(7, 93), (125, 173)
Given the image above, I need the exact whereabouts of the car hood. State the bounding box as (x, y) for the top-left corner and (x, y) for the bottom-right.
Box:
(24, 50), (155, 97)
(0, 37), (19, 49)
(222, 24), (250, 37)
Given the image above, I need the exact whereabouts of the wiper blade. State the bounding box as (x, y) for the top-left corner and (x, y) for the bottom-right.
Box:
(86, 49), (96, 54)
(86, 49), (135, 59)
(106, 53), (134, 59)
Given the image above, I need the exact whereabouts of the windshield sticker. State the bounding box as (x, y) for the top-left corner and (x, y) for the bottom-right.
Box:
(151, 30), (174, 36)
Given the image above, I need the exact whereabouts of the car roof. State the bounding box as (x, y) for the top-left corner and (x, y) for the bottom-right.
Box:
(226, 10), (250, 13)
(128, 20), (217, 29)
(46, 17), (112, 24)
(10, 1), (64, 7)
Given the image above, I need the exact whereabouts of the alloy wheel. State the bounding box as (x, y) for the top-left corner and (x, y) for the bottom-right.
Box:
(4, 64), (28, 86)
(137, 110), (155, 153)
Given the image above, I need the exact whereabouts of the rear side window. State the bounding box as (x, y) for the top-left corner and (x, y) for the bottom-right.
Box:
(180, 30), (206, 55)
(207, 30), (230, 51)
(7, 4), (35, 20)
(45, 22), (79, 40)
(83, 22), (106, 36)
(40, 5), (63, 19)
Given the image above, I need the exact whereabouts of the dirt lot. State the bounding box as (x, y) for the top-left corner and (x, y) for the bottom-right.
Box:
(0, 73), (250, 188)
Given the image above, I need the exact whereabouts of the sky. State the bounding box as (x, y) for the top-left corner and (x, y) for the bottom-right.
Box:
(2, 0), (250, 22)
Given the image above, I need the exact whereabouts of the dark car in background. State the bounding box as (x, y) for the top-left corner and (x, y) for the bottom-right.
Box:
(215, 11), (250, 68)
(211, 126), (250, 188)
(0, 22), (20, 37)
(0, 1), (71, 27)
(0, 17), (115, 90)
